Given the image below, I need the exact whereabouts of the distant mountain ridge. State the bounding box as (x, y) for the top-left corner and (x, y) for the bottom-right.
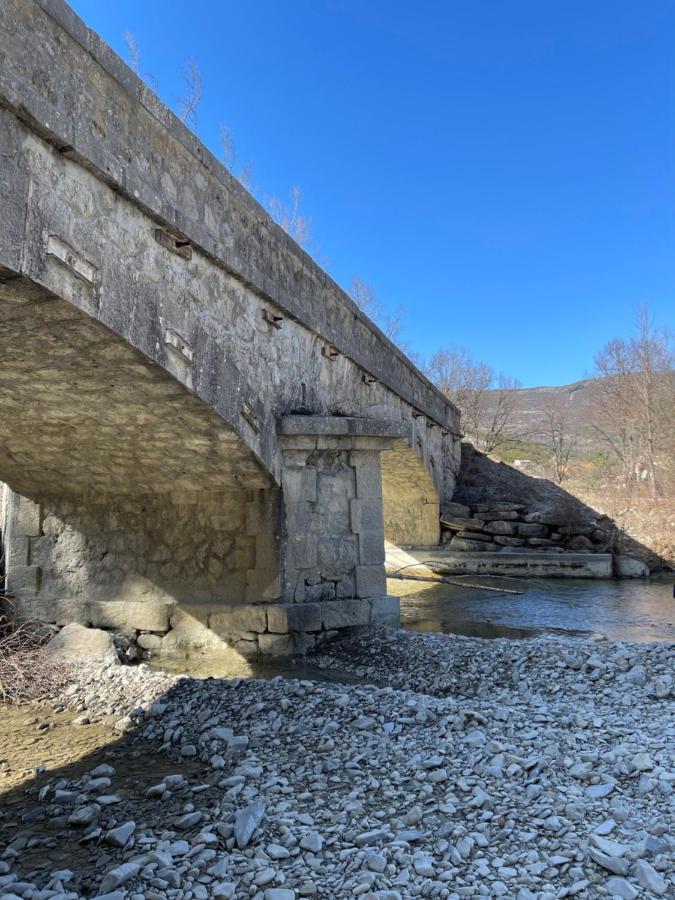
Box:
(487, 377), (598, 452)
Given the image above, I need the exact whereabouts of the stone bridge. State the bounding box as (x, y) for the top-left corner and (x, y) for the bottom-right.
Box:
(0, 0), (461, 657)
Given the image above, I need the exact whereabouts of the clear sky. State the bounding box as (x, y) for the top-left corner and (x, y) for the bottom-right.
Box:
(69, 0), (674, 387)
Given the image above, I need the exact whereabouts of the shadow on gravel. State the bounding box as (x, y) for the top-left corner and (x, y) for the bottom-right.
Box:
(0, 691), (208, 896)
(0, 650), (368, 897)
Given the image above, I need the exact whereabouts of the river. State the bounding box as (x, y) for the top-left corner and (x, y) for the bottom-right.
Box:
(392, 574), (675, 642)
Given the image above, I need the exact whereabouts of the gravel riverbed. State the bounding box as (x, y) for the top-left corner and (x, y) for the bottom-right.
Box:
(1, 628), (673, 900)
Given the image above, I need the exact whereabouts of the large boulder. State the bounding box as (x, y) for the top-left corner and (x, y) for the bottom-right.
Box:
(46, 623), (119, 665)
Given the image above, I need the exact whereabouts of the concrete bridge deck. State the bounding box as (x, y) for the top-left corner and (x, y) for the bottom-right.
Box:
(0, 0), (461, 656)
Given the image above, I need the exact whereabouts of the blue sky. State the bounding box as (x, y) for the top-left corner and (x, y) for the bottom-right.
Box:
(70, 0), (674, 387)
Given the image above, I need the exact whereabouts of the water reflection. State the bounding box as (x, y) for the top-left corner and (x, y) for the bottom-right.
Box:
(392, 575), (675, 643)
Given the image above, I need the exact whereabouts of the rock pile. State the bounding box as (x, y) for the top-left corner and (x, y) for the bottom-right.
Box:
(441, 502), (616, 557)
(1, 629), (673, 899)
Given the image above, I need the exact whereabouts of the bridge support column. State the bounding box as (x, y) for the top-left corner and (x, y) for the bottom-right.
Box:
(270, 416), (405, 651)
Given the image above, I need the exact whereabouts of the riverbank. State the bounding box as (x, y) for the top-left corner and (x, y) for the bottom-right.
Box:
(0, 628), (673, 899)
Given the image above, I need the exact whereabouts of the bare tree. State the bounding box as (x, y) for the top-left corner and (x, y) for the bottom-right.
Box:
(428, 347), (520, 453)
(219, 123), (236, 172)
(349, 277), (405, 343)
(540, 396), (577, 483)
(123, 31), (160, 93)
(179, 59), (202, 129)
(268, 186), (312, 247)
(238, 161), (254, 191)
(124, 30), (140, 75)
(591, 305), (674, 499)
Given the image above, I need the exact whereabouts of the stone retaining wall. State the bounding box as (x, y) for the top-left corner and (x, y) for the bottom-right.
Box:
(441, 500), (614, 555)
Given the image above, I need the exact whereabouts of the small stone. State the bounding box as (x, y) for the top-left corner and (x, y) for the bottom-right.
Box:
(175, 811), (202, 829)
(605, 877), (638, 900)
(586, 782), (615, 799)
(625, 665), (647, 686)
(234, 798), (266, 849)
(254, 867), (276, 886)
(99, 862), (142, 894)
(412, 853), (435, 877)
(68, 806), (97, 826)
(300, 831), (323, 853)
(365, 853), (386, 873)
(354, 829), (389, 847)
(105, 821), (135, 847)
(633, 859), (667, 895)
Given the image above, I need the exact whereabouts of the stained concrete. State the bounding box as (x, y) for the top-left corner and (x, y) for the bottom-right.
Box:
(405, 549), (614, 579)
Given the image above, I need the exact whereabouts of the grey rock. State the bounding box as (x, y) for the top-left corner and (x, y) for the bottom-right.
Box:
(299, 831), (323, 853)
(105, 821), (135, 847)
(99, 863), (142, 894)
(47, 624), (119, 665)
(604, 877), (638, 900)
(234, 799), (266, 849)
(633, 859), (667, 895)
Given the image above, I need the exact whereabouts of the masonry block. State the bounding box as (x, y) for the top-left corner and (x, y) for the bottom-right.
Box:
(5, 535), (30, 567)
(88, 599), (170, 632)
(233, 638), (260, 659)
(287, 532), (318, 569)
(259, 631), (316, 657)
(245, 569), (281, 601)
(253, 534), (278, 571)
(54, 598), (92, 626)
(267, 602), (322, 634)
(355, 564), (387, 598)
(9, 494), (41, 535)
(210, 604), (268, 635)
(358, 530), (386, 565)
(305, 580), (337, 602)
(321, 598), (371, 629)
(6, 564), (40, 596)
(3, 596), (55, 623)
(370, 594), (400, 627)
(353, 457), (382, 499)
(350, 498), (384, 533)
(318, 534), (358, 572)
(282, 467), (317, 503)
(257, 633), (293, 657)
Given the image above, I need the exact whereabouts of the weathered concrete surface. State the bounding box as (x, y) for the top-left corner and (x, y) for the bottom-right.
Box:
(406, 549), (614, 578)
(0, 0), (461, 654)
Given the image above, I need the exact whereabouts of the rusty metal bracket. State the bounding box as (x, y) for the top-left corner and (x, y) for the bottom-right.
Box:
(154, 227), (192, 260)
(262, 308), (284, 329)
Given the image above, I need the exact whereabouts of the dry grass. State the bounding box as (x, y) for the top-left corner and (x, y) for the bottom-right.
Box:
(0, 610), (65, 704)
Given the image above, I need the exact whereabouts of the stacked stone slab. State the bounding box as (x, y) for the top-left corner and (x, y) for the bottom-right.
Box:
(441, 501), (611, 554)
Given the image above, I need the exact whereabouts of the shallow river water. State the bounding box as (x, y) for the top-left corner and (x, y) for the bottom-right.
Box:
(393, 574), (675, 643)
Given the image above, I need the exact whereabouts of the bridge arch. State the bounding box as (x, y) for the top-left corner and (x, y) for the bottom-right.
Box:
(381, 441), (441, 548)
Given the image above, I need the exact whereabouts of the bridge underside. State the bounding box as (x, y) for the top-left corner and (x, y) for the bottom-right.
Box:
(0, 271), (270, 497)
(0, 275), (411, 657)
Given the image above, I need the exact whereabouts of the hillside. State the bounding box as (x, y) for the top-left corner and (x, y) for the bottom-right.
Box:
(488, 378), (599, 453)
